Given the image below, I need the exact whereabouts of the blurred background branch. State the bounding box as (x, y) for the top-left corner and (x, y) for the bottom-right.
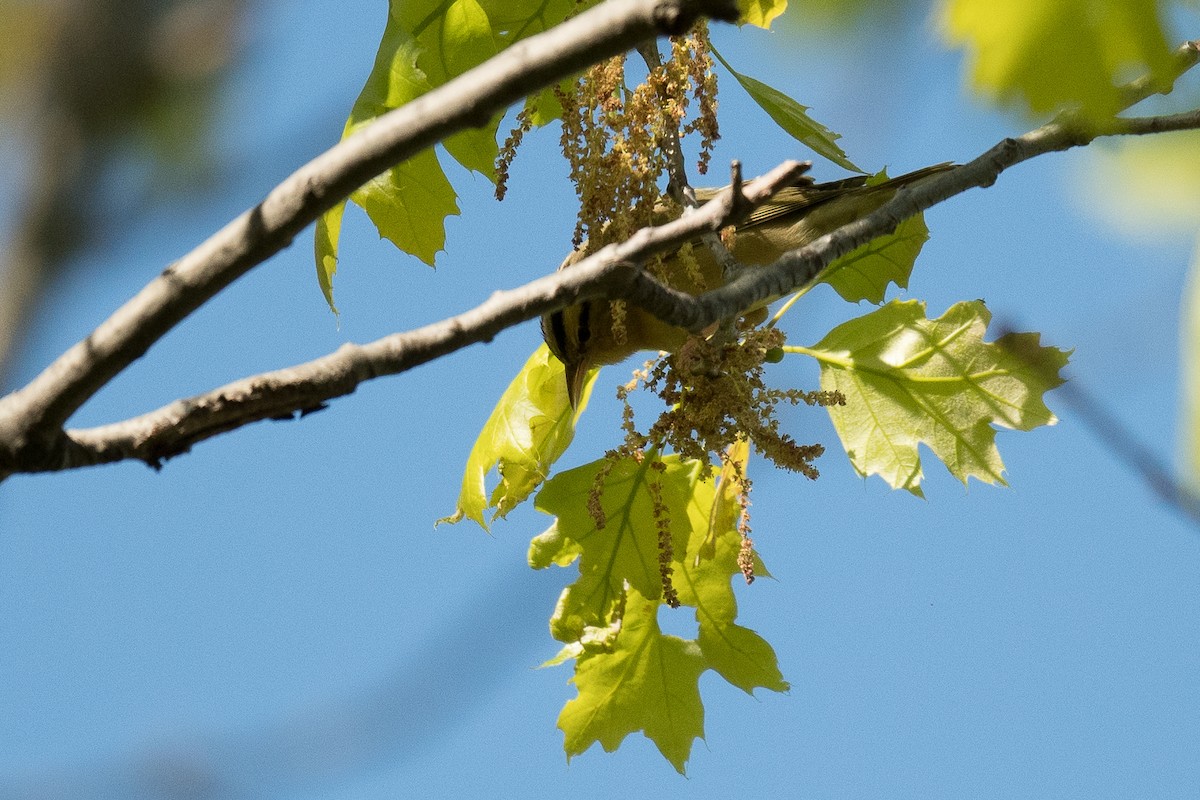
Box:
(0, 0), (245, 388)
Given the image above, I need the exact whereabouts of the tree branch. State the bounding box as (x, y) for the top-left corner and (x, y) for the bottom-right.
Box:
(628, 41), (1200, 332)
(29, 71), (1200, 475)
(20, 160), (810, 473)
(0, 0), (740, 470)
(2, 29), (1198, 477)
(1104, 107), (1200, 136)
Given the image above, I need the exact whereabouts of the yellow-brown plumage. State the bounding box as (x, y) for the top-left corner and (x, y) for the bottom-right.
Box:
(542, 164), (952, 406)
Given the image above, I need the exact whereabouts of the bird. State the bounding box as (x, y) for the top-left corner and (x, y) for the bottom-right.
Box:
(541, 163), (953, 407)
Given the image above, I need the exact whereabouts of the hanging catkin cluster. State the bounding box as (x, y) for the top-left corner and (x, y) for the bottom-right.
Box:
(646, 327), (845, 480)
(597, 328), (846, 588)
(496, 22), (719, 260)
(498, 22), (835, 596)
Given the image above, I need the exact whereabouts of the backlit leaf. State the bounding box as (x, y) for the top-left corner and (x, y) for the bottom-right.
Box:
(676, 446), (787, 694)
(1180, 236), (1200, 489)
(481, 0), (575, 125)
(711, 45), (860, 172)
(821, 211), (929, 304)
(317, 0), (578, 301)
(537, 448), (786, 772)
(394, 0), (500, 179)
(353, 150), (459, 266)
(314, 201), (345, 313)
(941, 0), (1175, 121)
(478, 0), (576, 46)
(800, 299), (1068, 494)
(528, 521), (583, 570)
(536, 455), (702, 623)
(439, 344), (594, 530)
(738, 0), (789, 28)
(1075, 133), (1200, 236)
(558, 588), (706, 773)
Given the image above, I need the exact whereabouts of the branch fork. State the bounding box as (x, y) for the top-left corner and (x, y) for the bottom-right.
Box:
(0, 13), (1197, 478)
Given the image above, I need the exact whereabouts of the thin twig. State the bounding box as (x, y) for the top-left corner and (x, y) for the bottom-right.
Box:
(1118, 39), (1200, 107)
(1105, 107), (1200, 136)
(635, 41), (692, 200)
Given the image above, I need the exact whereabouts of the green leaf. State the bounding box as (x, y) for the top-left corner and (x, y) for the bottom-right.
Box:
(404, 0), (498, 87)
(559, 588), (707, 774)
(711, 45), (860, 172)
(388, 0), (578, 173)
(339, 15), (461, 265)
(676, 451), (788, 694)
(693, 439), (745, 564)
(538, 448), (787, 771)
(801, 299), (1068, 495)
(438, 344), (594, 530)
(352, 17), (430, 118)
(320, 0), (576, 297)
(1075, 133), (1200, 236)
(536, 455), (702, 625)
(314, 201), (345, 314)
(738, 0), (789, 28)
(353, 149), (459, 266)
(522, 80), (570, 126)
(395, 0), (501, 180)
(941, 0), (1175, 121)
(480, 0), (576, 126)
(528, 521), (583, 569)
(820, 210), (930, 304)
(314, 14), (451, 284)
(478, 0), (576, 46)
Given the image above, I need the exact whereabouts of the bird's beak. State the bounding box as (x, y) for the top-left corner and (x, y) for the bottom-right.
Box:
(566, 360), (588, 410)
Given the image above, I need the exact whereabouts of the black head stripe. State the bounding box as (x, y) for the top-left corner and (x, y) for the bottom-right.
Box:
(545, 309), (569, 362)
(577, 301), (591, 348)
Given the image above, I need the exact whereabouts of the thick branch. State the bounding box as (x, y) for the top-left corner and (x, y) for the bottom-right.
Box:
(0, 0), (740, 469)
(3, 34), (1199, 476)
(31, 161), (809, 472)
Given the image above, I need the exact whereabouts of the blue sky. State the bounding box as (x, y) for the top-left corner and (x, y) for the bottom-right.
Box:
(1, 3), (1198, 798)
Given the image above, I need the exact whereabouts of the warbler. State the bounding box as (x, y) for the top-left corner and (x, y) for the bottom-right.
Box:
(542, 163), (952, 406)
